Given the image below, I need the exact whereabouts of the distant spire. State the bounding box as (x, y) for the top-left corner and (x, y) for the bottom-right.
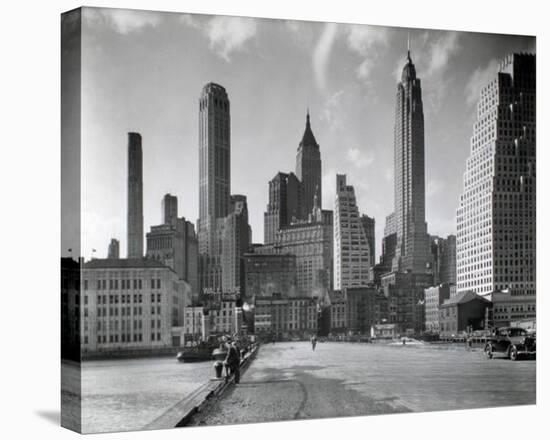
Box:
(407, 32), (411, 61)
(300, 108), (318, 148)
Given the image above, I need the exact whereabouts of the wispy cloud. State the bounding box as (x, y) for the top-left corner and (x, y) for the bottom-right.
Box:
(425, 32), (460, 77)
(346, 147), (375, 169)
(180, 14), (258, 62)
(320, 90), (345, 131)
(85, 8), (162, 34)
(313, 23), (339, 92)
(346, 25), (390, 84)
(465, 58), (499, 106)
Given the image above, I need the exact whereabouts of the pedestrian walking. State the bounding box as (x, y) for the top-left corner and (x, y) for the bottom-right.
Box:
(311, 335), (317, 351)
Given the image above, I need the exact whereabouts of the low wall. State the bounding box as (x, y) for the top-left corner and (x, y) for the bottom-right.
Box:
(144, 344), (260, 430)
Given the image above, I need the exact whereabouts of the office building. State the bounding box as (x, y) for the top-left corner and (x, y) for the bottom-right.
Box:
(456, 54), (536, 298)
(334, 174), (372, 289)
(80, 258), (191, 355)
(197, 83), (231, 291)
(242, 253), (297, 299)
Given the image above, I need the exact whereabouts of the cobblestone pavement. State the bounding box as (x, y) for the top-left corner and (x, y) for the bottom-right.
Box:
(193, 341), (536, 426)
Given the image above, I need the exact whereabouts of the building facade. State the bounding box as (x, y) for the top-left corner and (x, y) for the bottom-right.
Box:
(264, 172), (302, 244)
(253, 294), (318, 339)
(456, 54), (536, 301)
(221, 195), (251, 292)
(80, 259), (191, 355)
(391, 49), (432, 274)
(430, 235), (457, 286)
(439, 291), (491, 337)
(127, 132), (144, 258)
(146, 217), (199, 295)
(272, 204), (333, 297)
(198, 83), (231, 292)
(381, 271), (432, 335)
(345, 287), (377, 335)
(334, 174), (372, 289)
(424, 283), (451, 333)
(491, 290), (536, 329)
(242, 253), (297, 299)
(361, 214), (376, 268)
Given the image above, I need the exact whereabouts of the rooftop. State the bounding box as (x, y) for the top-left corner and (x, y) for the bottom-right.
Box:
(83, 258), (172, 271)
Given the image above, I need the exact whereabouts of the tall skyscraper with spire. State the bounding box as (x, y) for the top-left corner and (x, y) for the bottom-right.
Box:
(296, 110), (322, 218)
(127, 132), (143, 258)
(391, 46), (432, 274)
(198, 83), (231, 291)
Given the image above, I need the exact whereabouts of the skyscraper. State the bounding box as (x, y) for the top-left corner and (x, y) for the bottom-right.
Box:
(162, 193), (178, 226)
(146, 195), (199, 295)
(296, 111), (321, 218)
(264, 172), (301, 244)
(198, 83), (231, 291)
(360, 214), (376, 267)
(107, 238), (120, 259)
(334, 174), (372, 289)
(221, 195), (251, 292)
(127, 132), (143, 258)
(391, 48), (432, 274)
(456, 53), (535, 297)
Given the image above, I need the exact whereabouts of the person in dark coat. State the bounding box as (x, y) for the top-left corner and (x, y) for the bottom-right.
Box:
(224, 341), (241, 384)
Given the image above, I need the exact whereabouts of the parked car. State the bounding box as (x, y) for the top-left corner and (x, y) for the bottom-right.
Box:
(484, 327), (536, 360)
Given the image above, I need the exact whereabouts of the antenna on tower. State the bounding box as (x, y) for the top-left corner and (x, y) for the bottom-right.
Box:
(407, 31), (411, 59)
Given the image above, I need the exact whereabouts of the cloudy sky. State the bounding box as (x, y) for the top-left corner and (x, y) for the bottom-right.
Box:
(79, 7), (535, 260)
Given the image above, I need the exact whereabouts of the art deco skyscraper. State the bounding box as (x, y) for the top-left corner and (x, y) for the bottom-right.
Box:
(457, 53), (535, 297)
(198, 83), (231, 291)
(127, 132), (143, 258)
(162, 193), (178, 226)
(334, 175), (372, 289)
(296, 111), (321, 218)
(391, 49), (432, 274)
(199, 83), (231, 225)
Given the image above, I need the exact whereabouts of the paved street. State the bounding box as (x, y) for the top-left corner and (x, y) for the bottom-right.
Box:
(193, 341), (535, 426)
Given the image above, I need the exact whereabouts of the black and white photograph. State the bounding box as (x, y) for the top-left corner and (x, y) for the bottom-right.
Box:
(58, 5), (538, 434)
(3, 1), (546, 438)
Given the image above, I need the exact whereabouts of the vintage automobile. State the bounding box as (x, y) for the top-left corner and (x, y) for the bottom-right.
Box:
(484, 327), (536, 360)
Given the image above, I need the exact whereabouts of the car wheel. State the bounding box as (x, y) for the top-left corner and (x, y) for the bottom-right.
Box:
(484, 343), (493, 359)
(509, 346), (518, 361)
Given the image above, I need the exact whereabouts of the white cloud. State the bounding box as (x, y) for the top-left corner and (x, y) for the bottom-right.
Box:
(313, 22), (339, 92)
(320, 90), (345, 131)
(346, 25), (390, 84)
(206, 16), (258, 62)
(425, 32), (460, 77)
(180, 14), (258, 62)
(85, 8), (162, 34)
(346, 147), (375, 169)
(465, 59), (499, 106)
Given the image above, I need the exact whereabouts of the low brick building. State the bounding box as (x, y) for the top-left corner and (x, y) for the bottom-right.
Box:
(439, 291), (491, 337)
